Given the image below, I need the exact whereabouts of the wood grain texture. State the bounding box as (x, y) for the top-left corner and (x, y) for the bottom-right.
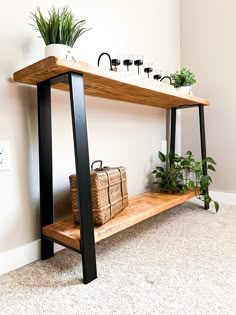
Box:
(13, 57), (209, 109)
(42, 191), (195, 250)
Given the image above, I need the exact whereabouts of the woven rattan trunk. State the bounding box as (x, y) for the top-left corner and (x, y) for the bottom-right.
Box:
(69, 166), (128, 225)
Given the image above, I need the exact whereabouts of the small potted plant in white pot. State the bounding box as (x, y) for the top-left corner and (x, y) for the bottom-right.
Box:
(30, 5), (91, 58)
(170, 67), (196, 95)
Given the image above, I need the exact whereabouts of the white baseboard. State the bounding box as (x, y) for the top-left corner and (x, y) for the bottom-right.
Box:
(210, 191), (236, 205)
(0, 240), (41, 276)
(0, 240), (64, 276)
(1, 191), (235, 277)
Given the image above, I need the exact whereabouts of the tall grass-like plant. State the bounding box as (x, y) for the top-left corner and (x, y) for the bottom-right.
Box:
(30, 6), (90, 47)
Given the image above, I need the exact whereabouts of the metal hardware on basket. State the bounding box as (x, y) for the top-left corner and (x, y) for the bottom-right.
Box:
(91, 160), (103, 170)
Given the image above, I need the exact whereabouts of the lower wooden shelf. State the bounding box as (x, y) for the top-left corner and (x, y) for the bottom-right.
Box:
(42, 191), (195, 251)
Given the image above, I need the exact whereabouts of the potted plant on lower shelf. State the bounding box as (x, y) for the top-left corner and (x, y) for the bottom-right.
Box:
(30, 5), (91, 58)
(170, 68), (196, 95)
(152, 150), (219, 212)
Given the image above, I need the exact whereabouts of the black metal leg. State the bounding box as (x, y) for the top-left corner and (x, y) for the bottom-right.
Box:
(198, 105), (209, 210)
(37, 82), (54, 259)
(69, 72), (97, 284)
(170, 108), (177, 154)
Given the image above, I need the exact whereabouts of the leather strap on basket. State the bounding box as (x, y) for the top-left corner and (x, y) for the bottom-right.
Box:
(104, 167), (124, 219)
(117, 167), (124, 208)
(104, 170), (112, 219)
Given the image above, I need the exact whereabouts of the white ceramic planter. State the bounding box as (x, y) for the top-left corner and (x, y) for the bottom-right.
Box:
(176, 86), (193, 95)
(45, 44), (73, 58)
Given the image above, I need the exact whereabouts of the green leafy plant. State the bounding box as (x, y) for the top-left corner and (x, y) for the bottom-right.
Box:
(170, 68), (196, 88)
(152, 150), (219, 212)
(30, 6), (91, 47)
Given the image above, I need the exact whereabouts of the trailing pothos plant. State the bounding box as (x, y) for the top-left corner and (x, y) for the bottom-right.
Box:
(152, 150), (219, 212)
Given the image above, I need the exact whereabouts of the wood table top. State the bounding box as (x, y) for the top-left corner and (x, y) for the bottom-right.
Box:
(13, 57), (209, 109)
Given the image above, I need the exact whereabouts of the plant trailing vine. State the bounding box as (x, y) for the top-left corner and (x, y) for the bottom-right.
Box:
(30, 5), (91, 47)
(152, 150), (219, 212)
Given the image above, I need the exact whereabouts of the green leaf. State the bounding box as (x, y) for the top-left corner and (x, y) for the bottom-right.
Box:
(182, 184), (187, 194)
(174, 156), (181, 163)
(186, 150), (192, 156)
(180, 160), (190, 167)
(200, 175), (212, 188)
(205, 157), (217, 165)
(188, 180), (195, 191)
(158, 151), (166, 163)
(204, 194), (212, 205)
(195, 170), (202, 178)
(214, 201), (219, 213)
(168, 151), (175, 161)
(207, 164), (216, 172)
(156, 166), (164, 172)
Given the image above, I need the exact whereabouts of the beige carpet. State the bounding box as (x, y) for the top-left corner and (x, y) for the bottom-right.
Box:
(0, 199), (235, 315)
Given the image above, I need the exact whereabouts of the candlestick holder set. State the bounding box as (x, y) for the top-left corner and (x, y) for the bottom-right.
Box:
(112, 56), (162, 81)
(97, 52), (163, 81)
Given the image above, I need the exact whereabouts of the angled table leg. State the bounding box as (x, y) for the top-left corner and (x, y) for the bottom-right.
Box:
(69, 72), (97, 284)
(171, 105), (209, 210)
(198, 105), (209, 210)
(170, 108), (177, 154)
(37, 81), (54, 259)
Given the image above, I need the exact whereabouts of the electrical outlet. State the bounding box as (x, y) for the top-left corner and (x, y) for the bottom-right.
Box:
(0, 141), (11, 171)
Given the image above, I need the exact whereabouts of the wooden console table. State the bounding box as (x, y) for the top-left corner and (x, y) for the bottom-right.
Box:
(14, 57), (209, 284)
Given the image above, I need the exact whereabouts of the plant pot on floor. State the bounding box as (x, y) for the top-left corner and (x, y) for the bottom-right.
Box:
(45, 44), (73, 58)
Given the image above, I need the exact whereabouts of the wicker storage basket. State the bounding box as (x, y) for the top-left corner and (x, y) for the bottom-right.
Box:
(69, 160), (128, 225)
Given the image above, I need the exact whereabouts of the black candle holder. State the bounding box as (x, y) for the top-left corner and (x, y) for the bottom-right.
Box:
(144, 67), (153, 78)
(123, 59), (133, 71)
(153, 74), (162, 80)
(111, 59), (121, 71)
(134, 59), (143, 75)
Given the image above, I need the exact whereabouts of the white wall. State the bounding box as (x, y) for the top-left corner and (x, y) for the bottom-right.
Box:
(0, 0), (180, 267)
(180, 0), (236, 193)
